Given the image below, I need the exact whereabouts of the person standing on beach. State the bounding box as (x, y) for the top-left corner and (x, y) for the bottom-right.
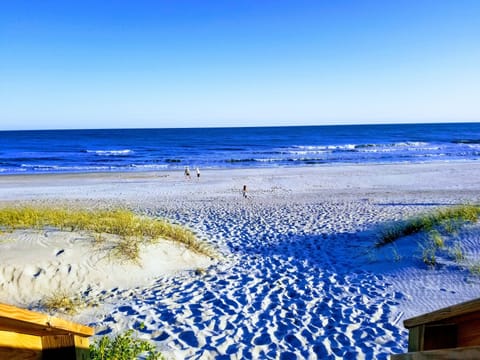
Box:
(196, 167), (200, 180)
(184, 166), (191, 179)
(242, 184), (248, 198)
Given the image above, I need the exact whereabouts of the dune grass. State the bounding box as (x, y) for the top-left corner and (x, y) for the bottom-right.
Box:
(0, 206), (216, 262)
(375, 204), (480, 268)
(376, 204), (480, 248)
(41, 290), (87, 315)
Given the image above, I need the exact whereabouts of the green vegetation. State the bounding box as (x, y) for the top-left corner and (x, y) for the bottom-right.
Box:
(419, 240), (437, 267)
(417, 230), (445, 267)
(376, 204), (480, 247)
(469, 263), (480, 276)
(41, 291), (84, 315)
(39, 290), (103, 315)
(90, 329), (164, 360)
(0, 206), (216, 263)
(390, 244), (402, 262)
(429, 229), (444, 249)
(447, 241), (465, 263)
(38, 292), (166, 359)
(376, 204), (480, 269)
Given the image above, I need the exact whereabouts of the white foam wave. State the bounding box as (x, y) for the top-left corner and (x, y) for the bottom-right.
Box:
(129, 164), (169, 169)
(358, 142), (439, 153)
(13, 163), (170, 173)
(86, 149), (133, 156)
(21, 164), (59, 169)
(288, 144), (356, 154)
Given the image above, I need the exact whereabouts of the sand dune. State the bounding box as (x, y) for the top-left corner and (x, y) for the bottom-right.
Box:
(0, 229), (213, 306)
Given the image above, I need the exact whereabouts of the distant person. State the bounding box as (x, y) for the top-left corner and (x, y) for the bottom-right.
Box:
(196, 167), (200, 180)
(184, 166), (191, 179)
(242, 184), (248, 198)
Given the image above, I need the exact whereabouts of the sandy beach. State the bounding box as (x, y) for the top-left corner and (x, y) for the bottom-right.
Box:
(1, 162), (480, 359)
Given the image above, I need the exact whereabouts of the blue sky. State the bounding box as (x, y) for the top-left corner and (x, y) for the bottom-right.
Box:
(1, 0), (479, 130)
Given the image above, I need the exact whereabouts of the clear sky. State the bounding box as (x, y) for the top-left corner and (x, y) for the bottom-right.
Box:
(1, 0), (479, 130)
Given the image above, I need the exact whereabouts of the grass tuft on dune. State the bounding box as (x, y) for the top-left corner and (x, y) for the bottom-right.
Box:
(376, 204), (480, 248)
(0, 206), (216, 262)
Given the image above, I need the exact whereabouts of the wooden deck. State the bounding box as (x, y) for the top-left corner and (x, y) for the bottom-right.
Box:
(0, 303), (94, 360)
(392, 298), (480, 360)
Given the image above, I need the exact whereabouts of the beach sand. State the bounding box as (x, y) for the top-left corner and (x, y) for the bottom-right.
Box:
(1, 162), (480, 359)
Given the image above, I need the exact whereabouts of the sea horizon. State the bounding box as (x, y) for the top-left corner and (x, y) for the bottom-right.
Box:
(2, 120), (480, 133)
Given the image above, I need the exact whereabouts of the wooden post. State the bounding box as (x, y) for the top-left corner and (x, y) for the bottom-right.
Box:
(0, 303), (94, 360)
(407, 325), (425, 352)
(42, 334), (90, 360)
(392, 298), (480, 359)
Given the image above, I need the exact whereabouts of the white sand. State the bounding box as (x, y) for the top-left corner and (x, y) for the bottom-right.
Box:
(0, 229), (213, 306)
(1, 162), (480, 359)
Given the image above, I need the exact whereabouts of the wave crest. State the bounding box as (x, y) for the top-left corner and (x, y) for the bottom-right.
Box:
(85, 149), (133, 156)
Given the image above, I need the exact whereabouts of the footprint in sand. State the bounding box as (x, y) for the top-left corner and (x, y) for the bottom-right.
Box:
(33, 268), (43, 278)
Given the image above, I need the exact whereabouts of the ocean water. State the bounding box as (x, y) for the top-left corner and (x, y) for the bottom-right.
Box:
(1, 123), (480, 174)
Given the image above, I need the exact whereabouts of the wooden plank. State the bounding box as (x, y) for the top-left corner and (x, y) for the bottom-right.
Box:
(390, 345), (480, 360)
(404, 298), (480, 328)
(0, 303), (94, 337)
(0, 348), (42, 360)
(0, 329), (42, 350)
(457, 315), (480, 347)
(0, 330), (42, 360)
(46, 315), (94, 337)
(0, 316), (66, 337)
(408, 325), (424, 352)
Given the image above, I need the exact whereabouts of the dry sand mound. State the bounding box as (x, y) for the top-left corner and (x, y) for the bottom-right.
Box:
(0, 229), (214, 306)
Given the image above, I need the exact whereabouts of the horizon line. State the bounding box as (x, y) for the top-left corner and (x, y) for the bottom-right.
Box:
(1, 120), (480, 132)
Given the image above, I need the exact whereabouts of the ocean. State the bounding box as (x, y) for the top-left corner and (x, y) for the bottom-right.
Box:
(1, 123), (480, 175)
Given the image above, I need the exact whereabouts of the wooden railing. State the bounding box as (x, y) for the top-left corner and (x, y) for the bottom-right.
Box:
(0, 303), (94, 360)
(391, 298), (480, 359)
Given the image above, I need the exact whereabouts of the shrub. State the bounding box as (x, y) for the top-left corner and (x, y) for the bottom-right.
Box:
(90, 329), (164, 360)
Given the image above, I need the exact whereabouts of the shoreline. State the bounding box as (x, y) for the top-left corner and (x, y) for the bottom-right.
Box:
(0, 158), (479, 176)
(1, 161), (480, 204)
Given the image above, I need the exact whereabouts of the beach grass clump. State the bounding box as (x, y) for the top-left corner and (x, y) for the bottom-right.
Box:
(0, 206), (216, 262)
(429, 229), (444, 249)
(90, 329), (164, 360)
(41, 291), (84, 315)
(110, 236), (142, 265)
(469, 263), (480, 276)
(419, 240), (438, 267)
(449, 241), (465, 262)
(376, 204), (480, 247)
